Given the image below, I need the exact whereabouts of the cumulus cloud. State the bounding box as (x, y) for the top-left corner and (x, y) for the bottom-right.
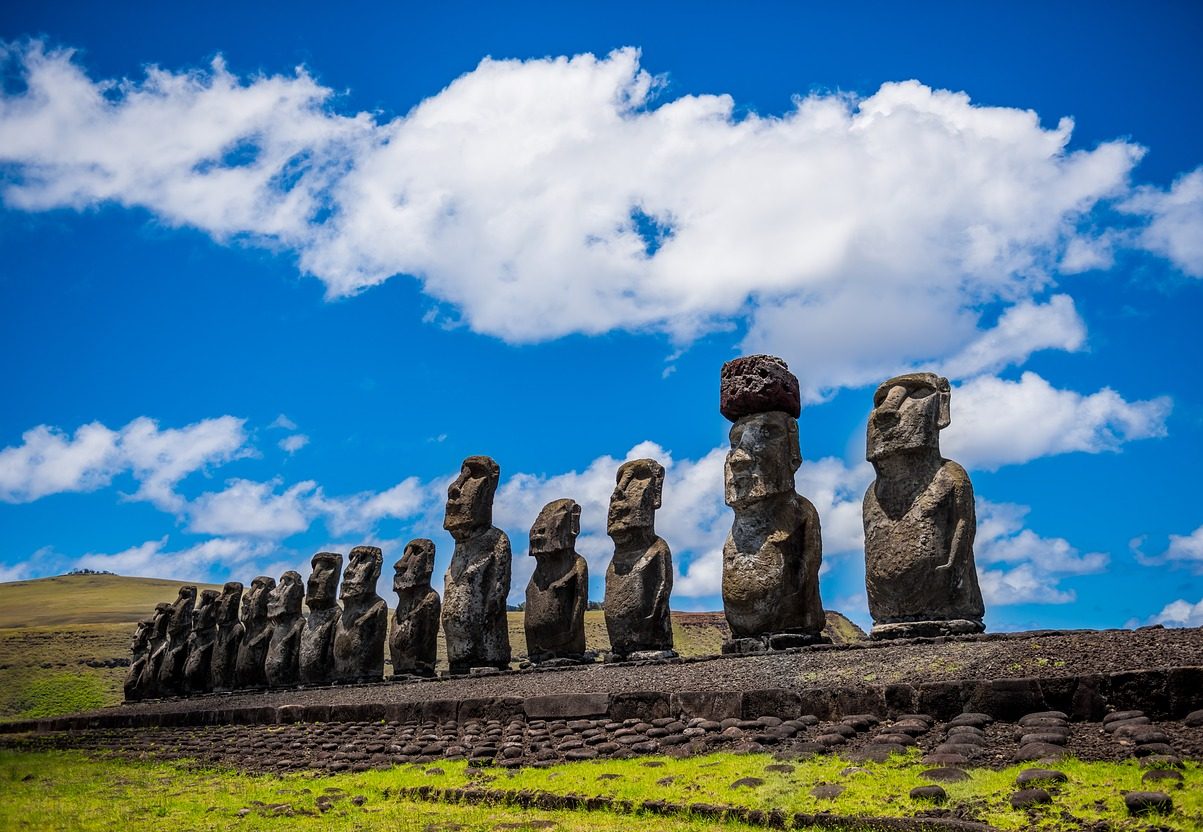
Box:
(74, 535), (273, 581)
(187, 478), (318, 536)
(975, 500), (1108, 605)
(1125, 167), (1203, 278)
(0, 415), (251, 506)
(942, 372), (1170, 470)
(1147, 597), (1203, 628)
(4, 40), (1192, 396)
(278, 434), (310, 454)
(1132, 524), (1203, 573)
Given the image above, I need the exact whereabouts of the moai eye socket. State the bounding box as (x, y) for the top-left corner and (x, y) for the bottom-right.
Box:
(908, 384), (935, 400)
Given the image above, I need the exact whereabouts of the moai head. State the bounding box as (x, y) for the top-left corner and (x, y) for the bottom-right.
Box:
(217, 581), (243, 625)
(306, 552), (343, 610)
(724, 411), (802, 509)
(243, 576), (276, 624)
(193, 589), (220, 630)
(866, 372), (951, 462)
(341, 546), (383, 602)
(529, 499), (581, 557)
(151, 603), (172, 639)
(167, 586), (197, 636)
(443, 455), (501, 540)
(268, 571), (304, 619)
(131, 620), (153, 653)
(719, 354), (802, 421)
(607, 458), (665, 537)
(394, 539), (435, 593)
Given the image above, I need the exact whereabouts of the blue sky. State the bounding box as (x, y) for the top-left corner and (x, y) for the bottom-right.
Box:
(1, 2), (1200, 632)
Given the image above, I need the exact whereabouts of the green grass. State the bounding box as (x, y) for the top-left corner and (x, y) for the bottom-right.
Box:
(0, 574), (224, 628)
(1, 747), (1197, 831)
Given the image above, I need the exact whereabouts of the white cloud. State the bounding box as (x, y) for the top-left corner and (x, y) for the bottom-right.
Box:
(1125, 167), (1203, 278)
(278, 433), (310, 454)
(5, 40), (1191, 398)
(942, 372), (1171, 470)
(0, 559), (34, 583)
(975, 499), (1108, 605)
(313, 477), (429, 536)
(1133, 524), (1203, 573)
(0, 415), (251, 506)
(269, 414), (298, 431)
(74, 535), (273, 581)
(1147, 597), (1203, 628)
(187, 478), (318, 536)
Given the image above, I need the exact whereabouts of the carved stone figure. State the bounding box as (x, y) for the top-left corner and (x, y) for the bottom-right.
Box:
(605, 459), (675, 659)
(300, 552), (342, 686)
(210, 581), (244, 692)
(138, 602), (172, 698)
(333, 546), (388, 683)
(234, 576), (275, 689)
(124, 620), (153, 701)
(863, 372), (985, 638)
(265, 571), (304, 687)
(183, 589), (219, 694)
(721, 355), (826, 652)
(524, 499), (589, 663)
(441, 456), (512, 673)
(156, 585), (197, 695)
(389, 539), (441, 677)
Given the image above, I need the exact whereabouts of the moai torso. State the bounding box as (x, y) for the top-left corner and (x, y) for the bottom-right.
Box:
(157, 586), (197, 695)
(333, 546), (387, 682)
(139, 603), (171, 698)
(720, 356), (825, 642)
(234, 576), (275, 688)
(210, 582), (244, 691)
(604, 458), (674, 657)
(390, 539), (441, 676)
(300, 552), (342, 685)
(524, 500), (588, 662)
(183, 589), (219, 694)
(441, 456), (512, 672)
(863, 373), (984, 637)
(265, 571), (304, 687)
(124, 620), (153, 701)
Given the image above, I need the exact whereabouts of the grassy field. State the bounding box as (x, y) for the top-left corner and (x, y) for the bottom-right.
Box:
(0, 574), (225, 628)
(1, 748), (1196, 831)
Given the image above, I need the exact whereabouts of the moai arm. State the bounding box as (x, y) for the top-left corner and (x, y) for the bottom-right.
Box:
(485, 532), (512, 620)
(649, 541), (673, 625)
(939, 467), (976, 578)
(568, 556), (589, 631)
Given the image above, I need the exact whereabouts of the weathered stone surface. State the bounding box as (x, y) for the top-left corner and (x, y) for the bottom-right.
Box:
(234, 576), (275, 689)
(1124, 791), (1173, 815)
(210, 582), (244, 692)
(720, 354), (801, 421)
(390, 539), (440, 677)
(299, 552), (342, 686)
(265, 571), (304, 688)
(442, 456), (512, 673)
(124, 620), (153, 701)
(156, 585), (196, 696)
(864, 373), (985, 639)
(333, 546), (387, 683)
(1011, 788), (1052, 809)
(722, 396), (825, 640)
(525, 499), (589, 662)
(910, 785), (947, 803)
(524, 693), (610, 719)
(183, 589), (219, 694)
(605, 458), (675, 659)
(138, 603), (172, 698)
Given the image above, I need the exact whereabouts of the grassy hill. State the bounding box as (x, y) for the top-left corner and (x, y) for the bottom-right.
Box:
(0, 573), (863, 721)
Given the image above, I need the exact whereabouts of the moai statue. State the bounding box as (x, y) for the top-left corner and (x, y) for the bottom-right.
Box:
(863, 373), (985, 638)
(300, 552), (342, 686)
(210, 581), (244, 692)
(264, 571), (305, 687)
(234, 575), (275, 689)
(156, 585), (197, 695)
(183, 589), (219, 694)
(441, 456), (512, 673)
(605, 458), (675, 660)
(720, 355), (826, 652)
(333, 546), (388, 683)
(139, 602), (172, 698)
(524, 499), (589, 664)
(124, 620), (153, 701)
(389, 539), (441, 678)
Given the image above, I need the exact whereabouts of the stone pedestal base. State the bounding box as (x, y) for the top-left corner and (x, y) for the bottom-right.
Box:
(389, 669), (435, 682)
(722, 632), (830, 654)
(870, 619), (984, 640)
(523, 651), (597, 669)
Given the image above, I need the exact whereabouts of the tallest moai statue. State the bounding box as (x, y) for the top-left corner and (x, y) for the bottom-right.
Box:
(863, 373), (984, 638)
(720, 355), (827, 652)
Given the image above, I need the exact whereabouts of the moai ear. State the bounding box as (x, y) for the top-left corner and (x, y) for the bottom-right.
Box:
(650, 462), (665, 510)
(570, 502), (582, 536)
(936, 377), (952, 430)
(788, 418), (802, 472)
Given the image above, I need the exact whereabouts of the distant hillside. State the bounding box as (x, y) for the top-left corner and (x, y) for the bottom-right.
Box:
(0, 573), (224, 628)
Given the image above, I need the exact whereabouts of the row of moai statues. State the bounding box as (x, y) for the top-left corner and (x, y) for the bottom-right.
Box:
(126, 354), (985, 698)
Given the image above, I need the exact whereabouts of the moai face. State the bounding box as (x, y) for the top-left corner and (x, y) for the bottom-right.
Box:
(394, 539), (435, 592)
(244, 576), (276, 623)
(724, 410), (801, 509)
(607, 458), (664, 536)
(341, 546), (383, 602)
(131, 620), (152, 652)
(529, 499), (581, 557)
(866, 373), (951, 462)
(167, 586), (197, 635)
(443, 456), (500, 540)
(193, 590), (220, 630)
(306, 552), (343, 609)
(217, 581), (243, 624)
(151, 603), (172, 638)
(268, 571), (304, 618)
